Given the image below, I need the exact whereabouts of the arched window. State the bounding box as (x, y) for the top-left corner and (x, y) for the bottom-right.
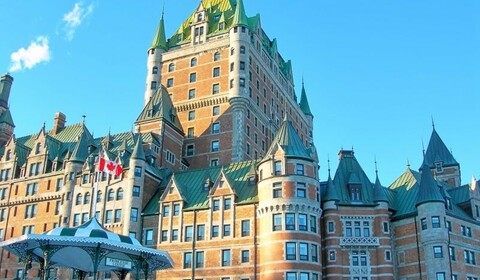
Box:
(35, 143), (41, 154)
(152, 66), (158, 74)
(84, 192), (91, 204)
(117, 188), (124, 200)
(5, 150), (11, 161)
(76, 193), (82, 205)
(168, 63), (175, 72)
(96, 190), (102, 203)
(214, 52), (221, 61)
(190, 57), (197, 67)
(107, 189), (114, 201)
(197, 13), (203, 22)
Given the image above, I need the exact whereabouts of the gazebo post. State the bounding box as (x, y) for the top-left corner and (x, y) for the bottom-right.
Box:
(92, 244), (101, 280)
(42, 246), (50, 280)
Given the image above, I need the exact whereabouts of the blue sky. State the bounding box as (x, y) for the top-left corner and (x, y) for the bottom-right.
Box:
(1, 0), (479, 186)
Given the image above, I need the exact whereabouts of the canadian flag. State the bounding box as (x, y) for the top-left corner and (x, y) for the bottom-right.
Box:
(98, 157), (123, 176)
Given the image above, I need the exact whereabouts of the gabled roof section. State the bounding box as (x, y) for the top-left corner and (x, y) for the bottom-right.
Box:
(0, 108), (14, 127)
(388, 167), (421, 218)
(416, 164), (445, 207)
(136, 86), (183, 134)
(299, 82), (312, 117)
(70, 124), (93, 163)
(421, 127), (458, 169)
(231, 0), (248, 27)
(332, 150), (375, 205)
(264, 118), (310, 160)
(150, 14), (168, 50)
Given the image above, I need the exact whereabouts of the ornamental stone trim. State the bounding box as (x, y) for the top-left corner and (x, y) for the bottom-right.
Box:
(340, 237), (379, 247)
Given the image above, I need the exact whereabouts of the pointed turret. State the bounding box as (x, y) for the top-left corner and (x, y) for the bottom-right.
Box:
(323, 173), (340, 202)
(231, 0), (249, 27)
(0, 73), (13, 109)
(131, 134), (145, 161)
(70, 126), (92, 163)
(416, 164), (444, 207)
(421, 127), (458, 169)
(373, 174), (388, 203)
(102, 132), (114, 150)
(150, 14), (168, 51)
(264, 118), (310, 160)
(299, 81), (313, 117)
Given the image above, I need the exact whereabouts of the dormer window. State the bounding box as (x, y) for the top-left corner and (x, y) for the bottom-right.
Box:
(219, 22), (225, 30)
(197, 13), (203, 22)
(446, 198), (453, 210)
(5, 150), (11, 161)
(274, 161), (281, 175)
(214, 14), (220, 22)
(35, 143), (41, 154)
(435, 162), (443, 173)
(349, 184), (362, 202)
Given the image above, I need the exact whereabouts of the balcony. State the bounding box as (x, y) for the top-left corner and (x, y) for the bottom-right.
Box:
(339, 236), (379, 247)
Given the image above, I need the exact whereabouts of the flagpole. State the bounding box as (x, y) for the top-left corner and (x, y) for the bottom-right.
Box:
(91, 170), (101, 220)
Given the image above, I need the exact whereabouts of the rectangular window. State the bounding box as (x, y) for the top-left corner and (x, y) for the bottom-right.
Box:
(188, 89), (196, 99)
(223, 224), (231, 237)
(285, 213), (295, 230)
(299, 243), (308, 261)
(432, 216), (441, 228)
(173, 204), (180, 216)
(327, 221), (335, 233)
(433, 246), (443, 258)
(197, 224), (205, 241)
(297, 183), (306, 198)
(212, 83), (220, 94)
(188, 110), (195, 120)
(212, 225), (219, 238)
(274, 161), (281, 175)
(436, 272), (445, 280)
(73, 214), (80, 226)
(106, 210), (113, 223)
(464, 250), (476, 264)
(166, 78), (173, 88)
(273, 214), (282, 231)
(161, 230), (168, 242)
(213, 105), (220, 115)
(187, 127), (195, 138)
(213, 199), (220, 211)
(286, 272), (296, 280)
(171, 229), (178, 241)
(196, 251), (204, 268)
(211, 140), (219, 152)
(145, 229), (153, 245)
(241, 250), (250, 263)
(189, 73), (197, 83)
(213, 67), (220, 77)
(383, 221), (389, 233)
(241, 220), (250, 237)
(134, 166), (142, 177)
(185, 226), (193, 242)
(298, 214), (307, 231)
(273, 182), (282, 198)
(445, 220), (452, 232)
(130, 208), (138, 222)
(183, 252), (192, 269)
(421, 218), (427, 230)
(296, 164), (305, 175)
(114, 209), (122, 223)
(328, 250), (336, 261)
(162, 205), (170, 216)
(212, 122), (220, 134)
(224, 198), (231, 210)
(132, 185), (140, 197)
(299, 273), (309, 280)
(449, 246), (456, 261)
(286, 242), (296, 260)
(222, 249), (231, 266)
(310, 215), (317, 233)
(311, 244), (318, 262)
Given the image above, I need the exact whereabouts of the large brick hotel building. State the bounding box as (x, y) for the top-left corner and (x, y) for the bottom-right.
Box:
(0, 1), (479, 279)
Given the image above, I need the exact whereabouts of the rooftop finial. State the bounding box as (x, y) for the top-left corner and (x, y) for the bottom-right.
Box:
(374, 156), (378, 177)
(431, 116), (435, 129)
(421, 138), (425, 156)
(406, 158), (411, 168)
(161, 0), (165, 18)
(82, 114), (86, 124)
(327, 154), (331, 175)
(302, 75), (304, 87)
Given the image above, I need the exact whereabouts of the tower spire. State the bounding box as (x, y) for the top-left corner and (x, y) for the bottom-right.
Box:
(150, 10), (167, 50)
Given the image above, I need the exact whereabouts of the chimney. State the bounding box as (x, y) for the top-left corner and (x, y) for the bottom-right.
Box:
(0, 73), (14, 109)
(53, 112), (66, 135)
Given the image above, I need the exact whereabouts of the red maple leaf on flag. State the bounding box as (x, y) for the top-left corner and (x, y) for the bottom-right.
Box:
(106, 161), (116, 171)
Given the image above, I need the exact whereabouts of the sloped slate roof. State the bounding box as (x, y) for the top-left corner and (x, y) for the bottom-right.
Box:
(299, 83), (312, 117)
(0, 108), (14, 126)
(416, 164), (445, 206)
(332, 151), (375, 205)
(264, 119), (310, 160)
(151, 15), (167, 50)
(421, 128), (458, 169)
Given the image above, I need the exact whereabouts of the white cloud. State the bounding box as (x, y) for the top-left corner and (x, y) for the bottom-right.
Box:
(9, 36), (51, 72)
(63, 2), (94, 41)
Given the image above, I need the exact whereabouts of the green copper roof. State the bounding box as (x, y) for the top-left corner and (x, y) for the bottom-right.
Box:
(154, 160), (257, 211)
(150, 15), (168, 50)
(136, 86), (184, 134)
(322, 173), (340, 202)
(388, 168), (422, 218)
(373, 175), (388, 203)
(0, 109), (14, 127)
(131, 134), (146, 161)
(299, 82), (312, 117)
(264, 118), (311, 160)
(332, 150), (375, 205)
(421, 127), (458, 169)
(70, 125), (93, 163)
(416, 164), (445, 207)
(231, 0), (248, 26)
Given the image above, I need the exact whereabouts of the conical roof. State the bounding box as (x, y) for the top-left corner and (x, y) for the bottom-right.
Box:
(421, 127), (458, 169)
(373, 174), (388, 202)
(231, 0), (249, 27)
(264, 118), (310, 160)
(416, 164), (445, 207)
(299, 82), (312, 117)
(150, 14), (167, 50)
(131, 134), (145, 161)
(322, 173), (340, 202)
